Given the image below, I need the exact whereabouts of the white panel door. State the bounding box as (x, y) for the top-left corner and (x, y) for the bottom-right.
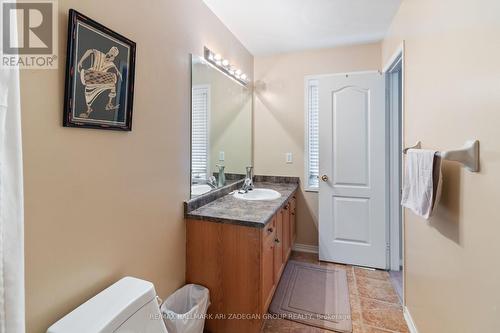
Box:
(318, 72), (387, 269)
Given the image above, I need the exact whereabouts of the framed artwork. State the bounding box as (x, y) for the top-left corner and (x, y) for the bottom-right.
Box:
(63, 9), (136, 131)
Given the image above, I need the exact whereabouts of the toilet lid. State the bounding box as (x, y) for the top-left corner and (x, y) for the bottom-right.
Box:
(47, 277), (157, 333)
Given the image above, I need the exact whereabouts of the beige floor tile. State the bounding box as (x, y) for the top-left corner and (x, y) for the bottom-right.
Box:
(359, 297), (408, 333)
(363, 325), (397, 333)
(261, 318), (292, 332)
(352, 322), (365, 333)
(353, 267), (390, 281)
(355, 276), (400, 304)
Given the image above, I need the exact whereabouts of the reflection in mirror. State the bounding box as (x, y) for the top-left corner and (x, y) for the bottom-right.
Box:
(190, 55), (252, 198)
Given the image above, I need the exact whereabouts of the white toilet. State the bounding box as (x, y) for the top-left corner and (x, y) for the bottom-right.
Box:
(47, 277), (169, 333)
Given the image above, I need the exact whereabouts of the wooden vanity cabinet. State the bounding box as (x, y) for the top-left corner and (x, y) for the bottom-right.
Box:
(186, 192), (297, 333)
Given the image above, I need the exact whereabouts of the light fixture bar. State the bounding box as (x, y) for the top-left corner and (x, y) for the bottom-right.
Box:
(204, 47), (250, 86)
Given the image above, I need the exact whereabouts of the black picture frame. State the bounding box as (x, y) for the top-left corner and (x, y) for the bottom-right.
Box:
(63, 9), (136, 131)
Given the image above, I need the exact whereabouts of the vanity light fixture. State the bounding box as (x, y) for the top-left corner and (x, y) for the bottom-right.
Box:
(204, 47), (250, 86)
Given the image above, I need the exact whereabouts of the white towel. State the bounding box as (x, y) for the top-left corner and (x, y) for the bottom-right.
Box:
(0, 6), (25, 332)
(401, 149), (442, 219)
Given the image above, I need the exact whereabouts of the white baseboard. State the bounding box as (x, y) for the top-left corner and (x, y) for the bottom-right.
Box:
(293, 243), (319, 254)
(403, 306), (419, 333)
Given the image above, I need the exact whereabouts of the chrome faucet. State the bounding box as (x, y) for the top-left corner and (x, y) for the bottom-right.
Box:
(239, 166), (254, 193)
(206, 176), (217, 189)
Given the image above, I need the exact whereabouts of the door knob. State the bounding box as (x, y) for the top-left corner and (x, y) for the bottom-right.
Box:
(321, 175), (329, 182)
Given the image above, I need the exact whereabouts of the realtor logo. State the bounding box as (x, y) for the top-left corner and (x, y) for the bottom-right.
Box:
(1, 0), (58, 68)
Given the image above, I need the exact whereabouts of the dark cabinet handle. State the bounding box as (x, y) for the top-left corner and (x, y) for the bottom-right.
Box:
(267, 227), (274, 233)
(274, 238), (281, 244)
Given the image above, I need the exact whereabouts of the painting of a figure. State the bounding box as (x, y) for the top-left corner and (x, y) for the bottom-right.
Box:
(78, 46), (123, 117)
(64, 10), (136, 131)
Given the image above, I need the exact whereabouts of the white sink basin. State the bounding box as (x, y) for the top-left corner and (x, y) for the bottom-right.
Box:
(233, 188), (281, 201)
(191, 184), (212, 196)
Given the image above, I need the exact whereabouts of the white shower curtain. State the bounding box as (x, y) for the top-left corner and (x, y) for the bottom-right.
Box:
(0, 1), (25, 331)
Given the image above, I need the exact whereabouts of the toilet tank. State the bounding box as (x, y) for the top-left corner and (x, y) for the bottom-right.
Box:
(47, 277), (168, 333)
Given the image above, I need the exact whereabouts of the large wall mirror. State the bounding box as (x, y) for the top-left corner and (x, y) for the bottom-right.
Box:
(190, 55), (252, 197)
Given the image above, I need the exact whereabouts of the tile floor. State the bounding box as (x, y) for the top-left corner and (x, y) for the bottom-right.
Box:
(261, 251), (409, 333)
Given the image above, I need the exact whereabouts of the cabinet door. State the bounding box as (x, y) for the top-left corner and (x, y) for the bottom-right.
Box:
(282, 203), (291, 261)
(273, 210), (283, 282)
(261, 234), (275, 312)
(291, 196), (297, 245)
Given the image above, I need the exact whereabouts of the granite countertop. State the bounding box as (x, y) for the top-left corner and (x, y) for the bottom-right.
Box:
(186, 181), (298, 228)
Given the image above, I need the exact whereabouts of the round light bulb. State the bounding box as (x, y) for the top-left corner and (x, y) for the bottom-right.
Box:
(240, 74), (247, 80)
(235, 69), (242, 75)
(222, 59), (229, 66)
(214, 54), (222, 61)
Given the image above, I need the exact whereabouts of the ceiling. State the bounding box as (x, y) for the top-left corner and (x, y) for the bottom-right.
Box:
(203, 0), (402, 55)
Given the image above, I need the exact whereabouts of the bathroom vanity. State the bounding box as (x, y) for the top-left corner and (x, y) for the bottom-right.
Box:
(187, 53), (292, 332)
(185, 178), (298, 333)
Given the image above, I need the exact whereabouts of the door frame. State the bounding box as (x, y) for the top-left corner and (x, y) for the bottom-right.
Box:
(383, 42), (406, 303)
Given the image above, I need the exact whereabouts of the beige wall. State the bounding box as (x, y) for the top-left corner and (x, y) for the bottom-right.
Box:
(21, 1), (252, 332)
(382, 0), (500, 332)
(253, 44), (381, 246)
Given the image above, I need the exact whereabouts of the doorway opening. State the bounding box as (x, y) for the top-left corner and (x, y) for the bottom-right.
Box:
(385, 45), (405, 303)
(307, 46), (406, 301)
